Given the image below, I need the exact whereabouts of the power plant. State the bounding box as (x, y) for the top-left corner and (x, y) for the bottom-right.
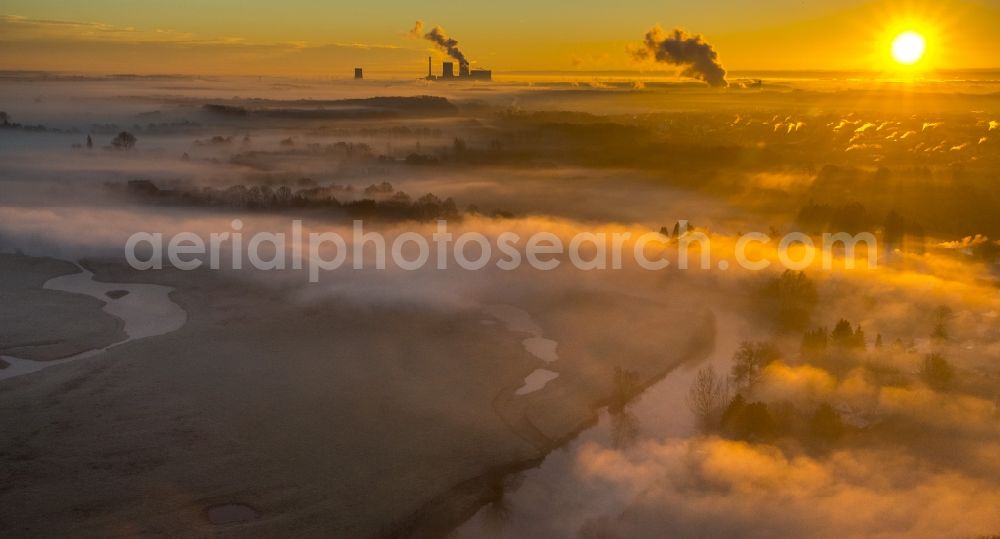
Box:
(424, 56), (491, 81)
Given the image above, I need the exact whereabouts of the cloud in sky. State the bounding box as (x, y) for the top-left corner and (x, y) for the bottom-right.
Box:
(0, 15), (412, 75)
(0, 14), (198, 42)
(6, 0), (1000, 73)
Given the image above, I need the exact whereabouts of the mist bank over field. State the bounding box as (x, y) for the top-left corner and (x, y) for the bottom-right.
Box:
(4, 73), (1000, 247)
(2, 73), (1000, 537)
(4, 75), (1000, 290)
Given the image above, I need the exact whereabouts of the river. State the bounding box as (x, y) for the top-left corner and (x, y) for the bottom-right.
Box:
(0, 263), (186, 380)
(455, 310), (749, 538)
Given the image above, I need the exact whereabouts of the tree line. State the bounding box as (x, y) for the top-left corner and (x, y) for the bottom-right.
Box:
(116, 180), (514, 222)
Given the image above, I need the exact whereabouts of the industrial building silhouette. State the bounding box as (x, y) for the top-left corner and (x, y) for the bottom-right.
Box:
(425, 56), (491, 81)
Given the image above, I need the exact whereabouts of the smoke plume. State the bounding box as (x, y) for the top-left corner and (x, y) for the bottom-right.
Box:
(411, 21), (468, 65)
(408, 20), (424, 39)
(633, 26), (727, 88)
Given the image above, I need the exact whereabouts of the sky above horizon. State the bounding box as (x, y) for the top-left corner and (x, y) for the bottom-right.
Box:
(1, 0), (998, 76)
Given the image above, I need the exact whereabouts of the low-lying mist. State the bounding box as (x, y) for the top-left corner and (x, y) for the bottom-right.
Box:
(2, 73), (1000, 538)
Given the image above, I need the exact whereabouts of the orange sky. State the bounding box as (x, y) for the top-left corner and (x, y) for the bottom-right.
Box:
(0, 0), (997, 76)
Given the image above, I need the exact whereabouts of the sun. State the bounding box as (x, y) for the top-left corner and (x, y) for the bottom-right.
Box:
(891, 31), (926, 65)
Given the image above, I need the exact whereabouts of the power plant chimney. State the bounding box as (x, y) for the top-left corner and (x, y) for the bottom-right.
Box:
(354, 68), (363, 80)
(459, 62), (470, 77)
(427, 56), (432, 78)
(442, 61), (454, 78)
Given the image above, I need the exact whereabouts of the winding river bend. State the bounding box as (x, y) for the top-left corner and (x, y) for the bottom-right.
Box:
(0, 264), (186, 381)
(456, 311), (748, 538)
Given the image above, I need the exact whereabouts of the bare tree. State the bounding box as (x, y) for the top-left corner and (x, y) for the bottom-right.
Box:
(610, 407), (641, 448)
(730, 341), (780, 391)
(687, 365), (729, 430)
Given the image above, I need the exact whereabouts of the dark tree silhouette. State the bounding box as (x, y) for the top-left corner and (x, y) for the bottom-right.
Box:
(921, 352), (954, 390)
(0, 111), (8, 125)
(831, 319), (854, 348)
(763, 270), (818, 332)
(720, 395), (778, 441)
(86, 134), (93, 149)
(853, 324), (866, 350)
(111, 131), (137, 150)
(809, 402), (845, 443)
(801, 326), (829, 355)
(116, 178), (499, 222)
(363, 182), (394, 196)
(931, 305), (953, 341)
(730, 341), (780, 391)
